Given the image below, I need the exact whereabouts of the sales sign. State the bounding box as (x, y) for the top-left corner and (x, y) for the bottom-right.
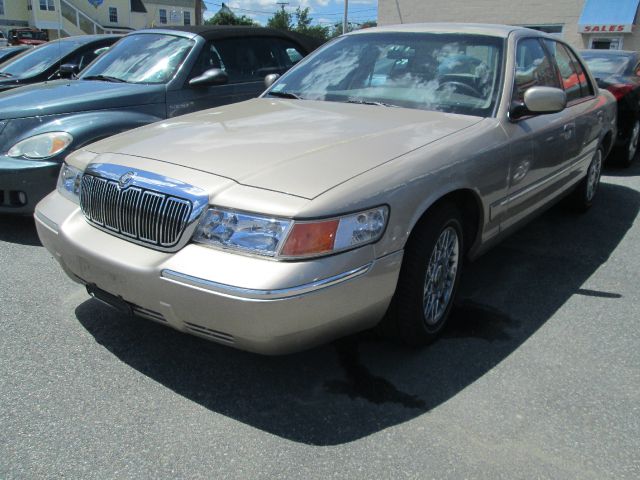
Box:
(579, 24), (633, 33)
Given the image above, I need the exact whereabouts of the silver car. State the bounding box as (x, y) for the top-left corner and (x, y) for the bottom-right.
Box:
(35, 24), (616, 354)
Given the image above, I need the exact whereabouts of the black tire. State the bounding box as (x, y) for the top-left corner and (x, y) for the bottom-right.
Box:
(569, 147), (603, 212)
(379, 202), (465, 345)
(612, 119), (639, 168)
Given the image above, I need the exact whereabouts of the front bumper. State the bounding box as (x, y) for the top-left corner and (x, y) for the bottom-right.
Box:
(0, 156), (59, 214)
(35, 191), (403, 354)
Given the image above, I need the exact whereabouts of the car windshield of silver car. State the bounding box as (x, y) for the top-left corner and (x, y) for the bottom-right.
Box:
(267, 32), (504, 117)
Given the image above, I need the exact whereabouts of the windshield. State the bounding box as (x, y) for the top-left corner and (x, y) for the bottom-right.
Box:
(267, 32), (504, 117)
(0, 40), (78, 77)
(18, 31), (47, 41)
(80, 34), (194, 84)
(581, 53), (630, 76)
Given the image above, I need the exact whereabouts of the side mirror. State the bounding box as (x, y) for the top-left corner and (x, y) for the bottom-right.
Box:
(510, 86), (567, 120)
(264, 73), (280, 88)
(189, 68), (228, 87)
(59, 63), (80, 78)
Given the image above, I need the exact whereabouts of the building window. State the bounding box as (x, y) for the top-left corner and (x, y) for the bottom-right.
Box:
(159, 9), (167, 24)
(40, 0), (55, 11)
(28, 0), (33, 11)
(0, 0), (4, 16)
(590, 37), (623, 50)
(184, 11), (191, 26)
(522, 25), (564, 38)
(109, 7), (118, 23)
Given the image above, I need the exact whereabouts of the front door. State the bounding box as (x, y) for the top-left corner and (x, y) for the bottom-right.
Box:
(166, 37), (308, 118)
(500, 37), (573, 230)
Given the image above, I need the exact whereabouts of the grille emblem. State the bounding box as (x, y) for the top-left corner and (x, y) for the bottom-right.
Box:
(118, 171), (136, 189)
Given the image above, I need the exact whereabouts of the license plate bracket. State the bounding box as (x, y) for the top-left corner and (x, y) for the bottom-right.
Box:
(86, 284), (133, 316)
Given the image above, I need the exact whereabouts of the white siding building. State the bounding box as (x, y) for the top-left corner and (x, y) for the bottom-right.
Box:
(379, 0), (640, 51)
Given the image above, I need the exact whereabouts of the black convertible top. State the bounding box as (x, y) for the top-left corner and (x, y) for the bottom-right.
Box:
(142, 25), (324, 53)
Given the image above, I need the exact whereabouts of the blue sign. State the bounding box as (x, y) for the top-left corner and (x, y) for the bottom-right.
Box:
(88, 0), (104, 7)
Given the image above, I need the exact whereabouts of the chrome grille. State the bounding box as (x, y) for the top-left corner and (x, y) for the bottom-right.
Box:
(80, 174), (192, 248)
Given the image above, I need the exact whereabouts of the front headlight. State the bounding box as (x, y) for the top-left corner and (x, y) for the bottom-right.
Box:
(193, 206), (388, 258)
(193, 209), (293, 256)
(56, 163), (83, 204)
(7, 132), (73, 159)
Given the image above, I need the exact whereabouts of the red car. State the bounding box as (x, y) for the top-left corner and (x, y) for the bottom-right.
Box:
(8, 28), (48, 46)
(581, 49), (640, 167)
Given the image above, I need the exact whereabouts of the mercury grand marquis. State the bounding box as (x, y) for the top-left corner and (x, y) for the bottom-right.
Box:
(35, 24), (616, 354)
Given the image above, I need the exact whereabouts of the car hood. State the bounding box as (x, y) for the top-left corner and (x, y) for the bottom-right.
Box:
(87, 98), (483, 199)
(0, 80), (165, 120)
(0, 76), (31, 92)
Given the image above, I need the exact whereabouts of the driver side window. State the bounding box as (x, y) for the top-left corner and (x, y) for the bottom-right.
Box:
(513, 38), (560, 103)
(188, 41), (225, 80)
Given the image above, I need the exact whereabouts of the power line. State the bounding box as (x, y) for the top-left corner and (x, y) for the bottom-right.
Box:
(202, 1), (376, 17)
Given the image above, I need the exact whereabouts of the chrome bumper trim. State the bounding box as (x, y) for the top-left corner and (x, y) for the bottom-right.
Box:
(160, 262), (373, 300)
(34, 210), (59, 234)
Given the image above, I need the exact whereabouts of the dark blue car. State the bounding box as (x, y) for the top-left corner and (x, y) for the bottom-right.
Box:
(0, 26), (319, 214)
(0, 35), (119, 92)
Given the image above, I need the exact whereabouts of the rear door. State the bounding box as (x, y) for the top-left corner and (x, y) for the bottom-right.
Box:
(543, 40), (600, 175)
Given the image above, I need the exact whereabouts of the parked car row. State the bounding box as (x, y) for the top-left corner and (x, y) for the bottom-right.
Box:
(0, 26), (320, 214)
(581, 49), (640, 167)
(3, 23), (612, 355)
(0, 45), (32, 65)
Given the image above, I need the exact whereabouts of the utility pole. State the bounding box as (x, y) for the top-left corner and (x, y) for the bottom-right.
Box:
(276, 2), (289, 13)
(343, 0), (348, 34)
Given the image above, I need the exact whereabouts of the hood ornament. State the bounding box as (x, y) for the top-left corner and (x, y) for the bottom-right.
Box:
(118, 171), (136, 189)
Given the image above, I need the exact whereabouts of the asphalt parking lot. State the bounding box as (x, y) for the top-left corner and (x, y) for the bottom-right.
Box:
(1, 163), (639, 479)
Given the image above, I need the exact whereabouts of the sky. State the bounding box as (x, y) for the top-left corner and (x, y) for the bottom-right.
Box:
(202, 1), (378, 27)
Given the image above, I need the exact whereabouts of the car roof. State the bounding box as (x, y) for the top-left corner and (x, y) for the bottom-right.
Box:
(580, 49), (637, 56)
(131, 26), (323, 51)
(349, 22), (543, 38)
(55, 34), (122, 45)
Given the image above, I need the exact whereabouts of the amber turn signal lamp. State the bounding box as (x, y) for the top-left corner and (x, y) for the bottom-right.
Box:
(281, 220), (339, 256)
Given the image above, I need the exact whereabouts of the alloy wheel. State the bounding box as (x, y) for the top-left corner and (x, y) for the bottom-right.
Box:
(628, 120), (640, 161)
(586, 149), (603, 202)
(423, 226), (459, 325)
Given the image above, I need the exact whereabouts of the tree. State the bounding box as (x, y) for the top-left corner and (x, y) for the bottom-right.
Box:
(293, 7), (329, 41)
(266, 9), (293, 31)
(205, 3), (256, 26)
(266, 6), (330, 42)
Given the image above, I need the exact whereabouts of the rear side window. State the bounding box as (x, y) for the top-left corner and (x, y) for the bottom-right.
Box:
(211, 37), (303, 84)
(545, 41), (581, 102)
(565, 47), (593, 97)
(513, 38), (560, 103)
(544, 40), (594, 101)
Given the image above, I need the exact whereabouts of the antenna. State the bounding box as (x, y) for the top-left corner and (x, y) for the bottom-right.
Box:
(394, 0), (404, 24)
(343, 0), (348, 34)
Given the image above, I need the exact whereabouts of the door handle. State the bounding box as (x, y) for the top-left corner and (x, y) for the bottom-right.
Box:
(563, 124), (574, 140)
(597, 111), (604, 123)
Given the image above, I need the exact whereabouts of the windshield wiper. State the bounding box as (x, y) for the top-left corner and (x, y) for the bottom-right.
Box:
(268, 91), (303, 100)
(82, 75), (127, 83)
(0, 72), (13, 78)
(345, 99), (400, 108)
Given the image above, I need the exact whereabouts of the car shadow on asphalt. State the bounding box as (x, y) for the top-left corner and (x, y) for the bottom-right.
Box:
(0, 215), (41, 246)
(603, 155), (640, 177)
(74, 181), (640, 446)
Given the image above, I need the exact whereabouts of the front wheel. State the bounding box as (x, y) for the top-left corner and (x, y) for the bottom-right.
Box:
(380, 202), (465, 345)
